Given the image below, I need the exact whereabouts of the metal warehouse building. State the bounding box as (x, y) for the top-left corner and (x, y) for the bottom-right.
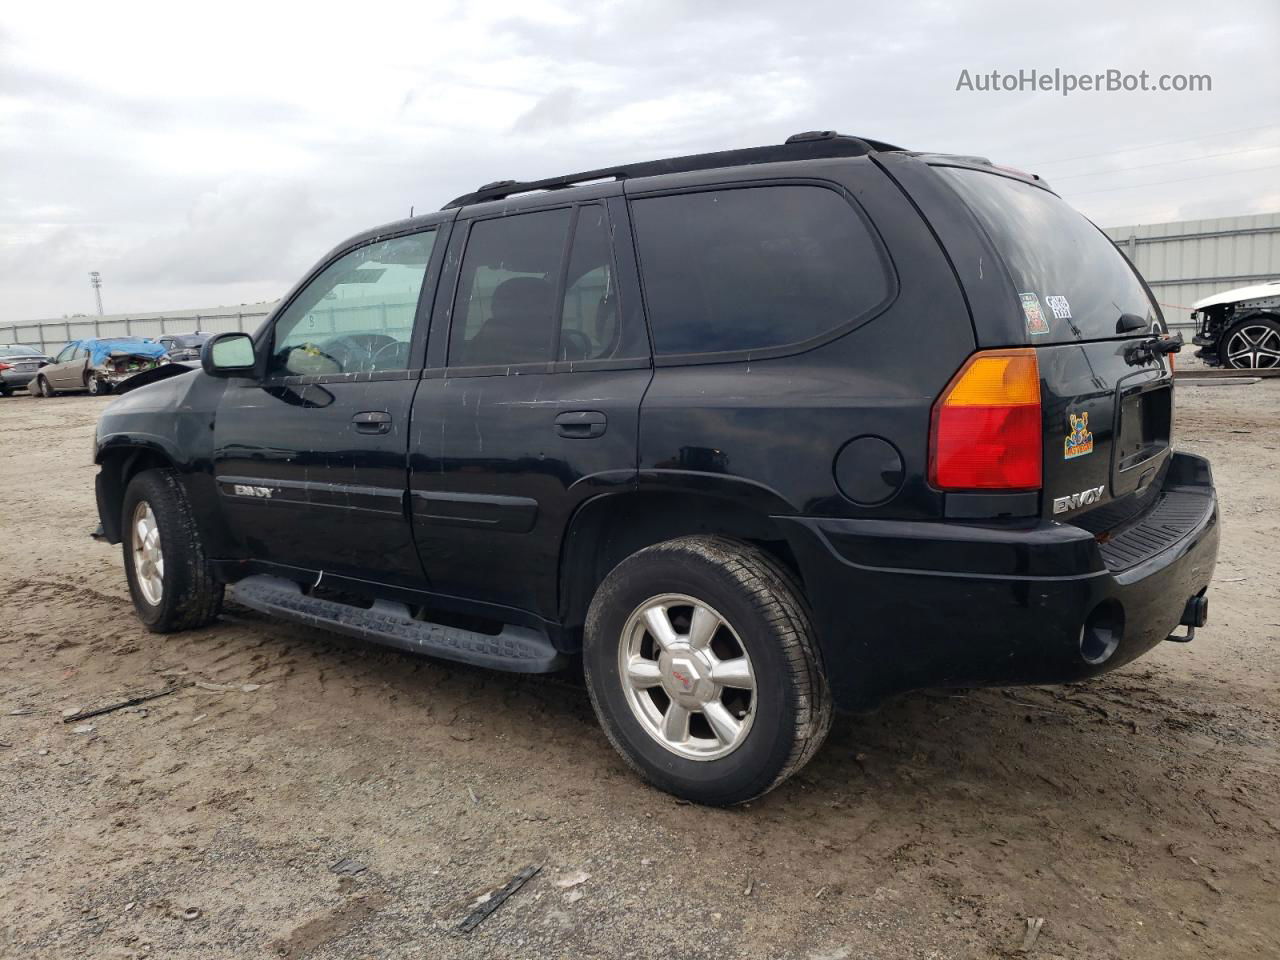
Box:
(1104, 211), (1280, 333)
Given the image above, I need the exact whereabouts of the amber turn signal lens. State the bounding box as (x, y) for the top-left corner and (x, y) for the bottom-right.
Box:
(929, 348), (1042, 491)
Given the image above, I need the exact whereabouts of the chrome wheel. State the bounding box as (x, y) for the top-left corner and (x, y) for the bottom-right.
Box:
(1225, 323), (1280, 369)
(619, 594), (756, 761)
(130, 500), (164, 606)
(87, 377), (99, 395)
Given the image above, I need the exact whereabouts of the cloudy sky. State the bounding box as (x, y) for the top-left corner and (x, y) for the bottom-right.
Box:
(2, 0), (1277, 321)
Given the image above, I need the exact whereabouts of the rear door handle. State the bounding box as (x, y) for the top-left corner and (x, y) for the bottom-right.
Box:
(352, 410), (393, 435)
(555, 410), (607, 439)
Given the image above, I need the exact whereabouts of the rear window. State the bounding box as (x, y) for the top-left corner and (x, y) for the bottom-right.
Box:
(936, 167), (1157, 342)
(630, 185), (891, 357)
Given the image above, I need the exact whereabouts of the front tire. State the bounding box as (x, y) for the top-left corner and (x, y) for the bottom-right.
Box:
(1222, 317), (1280, 369)
(36, 376), (53, 397)
(584, 535), (832, 805)
(121, 468), (224, 632)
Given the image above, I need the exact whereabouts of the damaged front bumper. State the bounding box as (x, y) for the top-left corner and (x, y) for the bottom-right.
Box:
(92, 356), (168, 390)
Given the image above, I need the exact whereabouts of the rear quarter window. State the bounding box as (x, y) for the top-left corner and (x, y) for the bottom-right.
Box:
(935, 167), (1158, 343)
(630, 185), (891, 358)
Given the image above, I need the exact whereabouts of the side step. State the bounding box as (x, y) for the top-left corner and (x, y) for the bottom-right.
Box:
(228, 575), (566, 673)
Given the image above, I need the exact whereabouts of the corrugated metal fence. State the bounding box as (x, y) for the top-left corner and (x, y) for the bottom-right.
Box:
(0, 304), (277, 356)
(1104, 212), (1280, 332)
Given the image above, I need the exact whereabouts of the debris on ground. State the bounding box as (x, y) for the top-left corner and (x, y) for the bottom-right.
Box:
(1020, 917), (1045, 952)
(554, 870), (590, 889)
(194, 681), (262, 693)
(329, 858), (367, 877)
(71, 724), (95, 734)
(60, 686), (176, 723)
(456, 864), (542, 934)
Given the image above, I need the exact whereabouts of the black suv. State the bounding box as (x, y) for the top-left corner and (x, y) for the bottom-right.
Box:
(93, 132), (1219, 805)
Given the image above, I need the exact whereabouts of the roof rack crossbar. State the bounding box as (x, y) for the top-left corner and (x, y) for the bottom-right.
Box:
(442, 132), (904, 209)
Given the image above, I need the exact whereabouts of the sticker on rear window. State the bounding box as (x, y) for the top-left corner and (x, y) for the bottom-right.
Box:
(1045, 295), (1072, 320)
(1019, 293), (1050, 335)
(1064, 412), (1094, 459)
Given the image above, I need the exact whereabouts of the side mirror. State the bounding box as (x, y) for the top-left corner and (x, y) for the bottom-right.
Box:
(202, 332), (257, 378)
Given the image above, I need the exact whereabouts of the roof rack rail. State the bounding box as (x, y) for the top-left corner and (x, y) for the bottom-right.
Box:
(442, 131), (905, 209)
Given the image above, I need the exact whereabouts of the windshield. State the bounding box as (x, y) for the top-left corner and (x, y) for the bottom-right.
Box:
(0, 345), (42, 356)
(167, 335), (208, 348)
(936, 167), (1159, 343)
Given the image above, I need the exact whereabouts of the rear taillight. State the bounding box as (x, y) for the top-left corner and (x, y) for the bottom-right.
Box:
(929, 348), (1042, 491)
(0, 362), (10, 371)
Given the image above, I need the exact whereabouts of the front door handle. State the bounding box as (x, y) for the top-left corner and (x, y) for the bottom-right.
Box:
(555, 410), (607, 439)
(352, 410), (393, 435)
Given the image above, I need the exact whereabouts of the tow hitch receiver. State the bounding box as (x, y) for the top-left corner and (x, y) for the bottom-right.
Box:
(1166, 593), (1209, 643)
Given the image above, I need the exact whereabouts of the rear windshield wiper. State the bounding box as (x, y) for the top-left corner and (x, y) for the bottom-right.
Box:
(1125, 332), (1183, 366)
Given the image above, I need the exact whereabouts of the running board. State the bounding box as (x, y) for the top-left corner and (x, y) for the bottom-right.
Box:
(228, 575), (566, 673)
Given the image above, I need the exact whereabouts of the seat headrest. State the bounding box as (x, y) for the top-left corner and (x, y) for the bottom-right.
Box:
(492, 276), (554, 319)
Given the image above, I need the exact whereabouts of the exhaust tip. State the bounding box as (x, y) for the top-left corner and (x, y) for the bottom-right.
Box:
(1080, 600), (1124, 665)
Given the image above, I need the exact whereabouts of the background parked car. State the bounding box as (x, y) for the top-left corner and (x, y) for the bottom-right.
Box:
(1191, 279), (1280, 369)
(157, 331), (213, 362)
(32, 337), (168, 397)
(0, 344), (51, 396)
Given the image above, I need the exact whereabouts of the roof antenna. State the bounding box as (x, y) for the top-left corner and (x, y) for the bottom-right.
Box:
(409, 205), (414, 218)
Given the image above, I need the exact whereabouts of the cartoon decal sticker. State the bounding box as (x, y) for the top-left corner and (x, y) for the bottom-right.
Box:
(1064, 412), (1094, 459)
(1045, 295), (1072, 320)
(1020, 293), (1050, 335)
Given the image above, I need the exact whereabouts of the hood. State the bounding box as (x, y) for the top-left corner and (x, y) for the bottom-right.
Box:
(1192, 279), (1280, 311)
(112, 360), (198, 395)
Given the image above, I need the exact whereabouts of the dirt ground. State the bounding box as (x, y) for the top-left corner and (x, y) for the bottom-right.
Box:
(1, 378), (1277, 960)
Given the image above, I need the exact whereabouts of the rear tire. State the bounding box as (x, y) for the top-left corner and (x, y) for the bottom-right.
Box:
(583, 535), (832, 806)
(121, 468), (223, 633)
(1222, 317), (1280, 369)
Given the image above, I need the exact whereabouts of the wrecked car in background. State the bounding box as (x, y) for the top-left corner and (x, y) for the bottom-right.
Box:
(0, 344), (52, 396)
(1191, 279), (1280, 369)
(32, 337), (168, 397)
(157, 332), (213, 362)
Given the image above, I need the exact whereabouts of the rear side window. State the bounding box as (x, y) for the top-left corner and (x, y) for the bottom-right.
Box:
(560, 205), (621, 361)
(450, 205), (643, 366)
(936, 167), (1157, 342)
(452, 209), (571, 366)
(630, 185), (890, 357)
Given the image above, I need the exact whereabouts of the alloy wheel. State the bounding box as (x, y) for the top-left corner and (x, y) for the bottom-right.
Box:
(1225, 324), (1280, 369)
(618, 593), (756, 761)
(130, 500), (165, 605)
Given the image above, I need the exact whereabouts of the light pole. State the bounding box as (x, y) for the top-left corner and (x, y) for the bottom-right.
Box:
(89, 271), (104, 316)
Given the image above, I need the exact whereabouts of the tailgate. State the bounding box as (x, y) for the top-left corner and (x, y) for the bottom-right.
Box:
(927, 163), (1177, 532)
(1039, 341), (1173, 523)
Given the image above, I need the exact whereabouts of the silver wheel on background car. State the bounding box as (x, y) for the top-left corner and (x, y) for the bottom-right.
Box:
(87, 376), (99, 395)
(619, 593), (756, 761)
(1225, 323), (1280, 369)
(130, 500), (164, 605)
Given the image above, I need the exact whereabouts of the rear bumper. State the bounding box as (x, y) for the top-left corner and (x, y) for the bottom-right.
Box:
(782, 452), (1219, 709)
(1, 370), (38, 389)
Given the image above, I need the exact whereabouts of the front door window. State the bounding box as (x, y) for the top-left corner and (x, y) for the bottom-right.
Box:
(269, 231), (437, 377)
